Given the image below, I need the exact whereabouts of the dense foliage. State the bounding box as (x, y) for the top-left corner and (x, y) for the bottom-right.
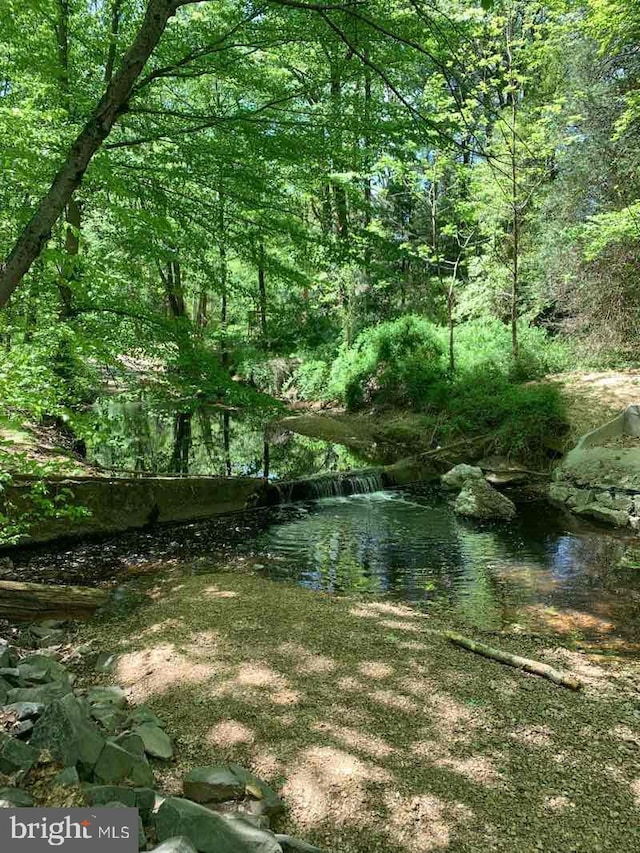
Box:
(0, 0), (638, 529)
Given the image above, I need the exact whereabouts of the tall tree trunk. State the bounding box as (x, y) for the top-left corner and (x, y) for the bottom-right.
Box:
(258, 242), (267, 341)
(0, 0), (178, 309)
(218, 193), (229, 369)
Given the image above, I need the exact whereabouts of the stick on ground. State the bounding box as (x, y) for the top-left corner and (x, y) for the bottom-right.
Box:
(445, 631), (583, 691)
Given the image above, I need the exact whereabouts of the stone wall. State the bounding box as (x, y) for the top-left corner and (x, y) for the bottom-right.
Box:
(549, 404), (640, 532)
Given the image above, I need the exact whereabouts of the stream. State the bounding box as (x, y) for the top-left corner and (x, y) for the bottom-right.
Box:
(8, 395), (638, 650)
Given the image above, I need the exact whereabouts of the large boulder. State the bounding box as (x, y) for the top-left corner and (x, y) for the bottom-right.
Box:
(30, 693), (105, 770)
(441, 464), (484, 491)
(454, 478), (517, 520)
(155, 798), (282, 853)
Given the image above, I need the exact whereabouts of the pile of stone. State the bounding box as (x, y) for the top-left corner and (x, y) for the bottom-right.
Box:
(0, 633), (323, 853)
(550, 468), (640, 530)
(441, 464), (517, 521)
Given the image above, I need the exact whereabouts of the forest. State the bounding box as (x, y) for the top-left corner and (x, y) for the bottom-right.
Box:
(1, 1), (640, 852)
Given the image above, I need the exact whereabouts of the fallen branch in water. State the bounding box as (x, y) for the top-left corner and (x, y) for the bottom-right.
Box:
(445, 631), (583, 691)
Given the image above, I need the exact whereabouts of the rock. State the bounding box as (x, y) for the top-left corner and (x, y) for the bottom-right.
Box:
(134, 787), (156, 822)
(113, 732), (146, 758)
(3, 702), (45, 720)
(566, 489), (594, 510)
(549, 483), (572, 504)
(155, 797), (282, 853)
(95, 653), (118, 673)
(575, 504), (630, 527)
(152, 839), (198, 853)
(127, 707), (165, 729)
(0, 646), (14, 669)
(0, 668), (23, 684)
(0, 787), (34, 807)
(0, 731), (39, 775)
(88, 686), (127, 708)
(454, 479), (517, 520)
(54, 766), (80, 787)
(13, 720), (34, 739)
(229, 765), (284, 817)
(18, 654), (71, 686)
(93, 742), (154, 787)
(30, 693), (105, 770)
(8, 681), (72, 705)
(441, 464), (484, 490)
(275, 837), (324, 853)
(0, 678), (12, 705)
(85, 785), (136, 808)
(90, 703), (126, 733)
(134, 723), (173, 760)
(183, 766), (246, 804)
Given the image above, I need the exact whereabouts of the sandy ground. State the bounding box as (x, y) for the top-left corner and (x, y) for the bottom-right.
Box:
(547, 369), (640, 443)
(77, 568), (640, 853)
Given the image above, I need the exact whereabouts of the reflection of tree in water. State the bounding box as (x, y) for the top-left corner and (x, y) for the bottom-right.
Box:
(80, 395), (367, 479)
(259, 493), (466, 603)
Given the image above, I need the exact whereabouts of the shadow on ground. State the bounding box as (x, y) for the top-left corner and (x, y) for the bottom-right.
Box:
(78, 568), (640, 853)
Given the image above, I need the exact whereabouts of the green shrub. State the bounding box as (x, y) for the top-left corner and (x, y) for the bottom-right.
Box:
(329, 316), (445, 410)
(287, 359), (333, 401)
(429, 369), (568, 458)
(438, 318), (572, 381)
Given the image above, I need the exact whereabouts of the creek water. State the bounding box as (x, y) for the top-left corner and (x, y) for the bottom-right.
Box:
(26, 397), (640, 648)
(249, 485), (640, 643)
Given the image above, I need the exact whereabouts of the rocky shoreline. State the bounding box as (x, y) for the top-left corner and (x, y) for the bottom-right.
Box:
(0, 622), (322, 853)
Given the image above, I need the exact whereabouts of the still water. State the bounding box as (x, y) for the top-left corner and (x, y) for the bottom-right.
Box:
(247, 486), (640, 642)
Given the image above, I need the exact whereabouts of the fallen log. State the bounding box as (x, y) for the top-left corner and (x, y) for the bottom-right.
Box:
(0, 580), (108, 622)
(445, 631), (583, 691)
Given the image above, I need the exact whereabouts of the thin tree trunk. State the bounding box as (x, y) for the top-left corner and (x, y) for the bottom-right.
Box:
(258, 242), (267, 341)
(105, 0), (124, 85)
(222, 411), (231, 476)
(0, 0), (178, 308)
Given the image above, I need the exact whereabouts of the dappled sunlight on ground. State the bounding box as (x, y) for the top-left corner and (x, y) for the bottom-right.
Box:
(82, 570), (640, 852)
(282, 746), (391, 830)
(207, 719), (255, 748)
(384, 792), (473, 852)
(116, 642), (216, 703)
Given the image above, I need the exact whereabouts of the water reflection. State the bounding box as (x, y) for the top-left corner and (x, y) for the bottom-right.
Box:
(251, 487), (640, 639)
(77, 396), (367, 480)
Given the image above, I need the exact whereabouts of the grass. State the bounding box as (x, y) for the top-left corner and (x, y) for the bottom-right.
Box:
(76, 566), (640, 853)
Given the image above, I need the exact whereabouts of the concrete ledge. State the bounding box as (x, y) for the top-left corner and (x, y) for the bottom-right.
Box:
(3, 475), (268, 547)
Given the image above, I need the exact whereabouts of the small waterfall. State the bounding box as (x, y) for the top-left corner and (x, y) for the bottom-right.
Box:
(269, 468), (387, 503)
